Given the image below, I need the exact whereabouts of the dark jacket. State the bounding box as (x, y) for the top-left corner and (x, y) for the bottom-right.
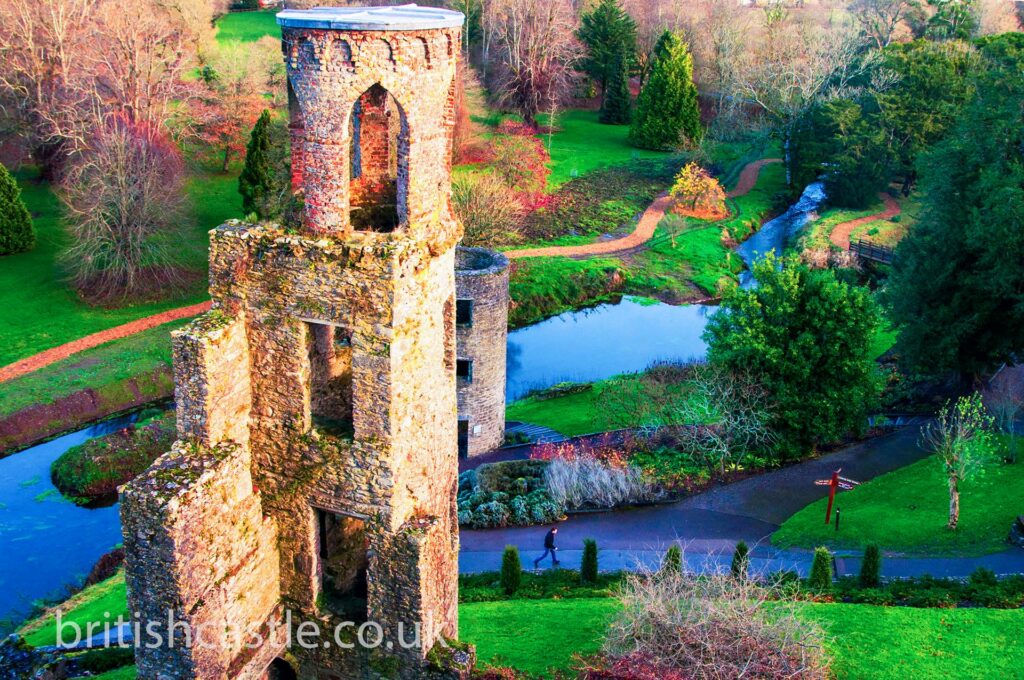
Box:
(543, 529), (557, 549)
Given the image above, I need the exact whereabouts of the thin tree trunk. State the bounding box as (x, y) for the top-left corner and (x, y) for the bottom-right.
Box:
(948, 476), (960, 530)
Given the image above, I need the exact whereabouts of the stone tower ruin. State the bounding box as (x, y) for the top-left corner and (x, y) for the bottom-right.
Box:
(454, 247), (509, 458)
(120, 5), (471, 679)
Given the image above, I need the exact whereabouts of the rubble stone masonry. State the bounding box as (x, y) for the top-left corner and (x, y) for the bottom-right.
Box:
(121, 7), (472, 679)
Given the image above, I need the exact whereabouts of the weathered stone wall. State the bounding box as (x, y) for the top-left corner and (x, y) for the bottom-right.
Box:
(121, 440), (282, 679)
(455, 247), (509, 457)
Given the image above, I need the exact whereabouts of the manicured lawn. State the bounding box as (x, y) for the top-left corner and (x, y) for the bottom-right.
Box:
(462, 598), (616, 675)
(214, 10), (279, 44)
(0, 170), (237, 367)
(507, 381), (630, 437)
(0, 320), (182, 420)
(22, 574), (1024, 679)
(799, 202), (885, 251)
(539, 110), (671, 189)
(803, 602), (1024, 680)
(773, 445), (1024, 556)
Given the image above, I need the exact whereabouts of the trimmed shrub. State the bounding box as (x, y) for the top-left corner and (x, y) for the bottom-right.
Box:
(662, 544), (682, 574)
(809, 547), (833, 591)
(501, 545), (522, 595)
(858, 545), (882, 588)
(730, 541), (750, 580)
(0, 162), (35, 255)
(581, 538), (599, 583)
(238, 110), (275, 219)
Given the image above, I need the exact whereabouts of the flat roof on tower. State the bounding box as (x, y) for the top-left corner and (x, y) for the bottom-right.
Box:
(277, 4), (465, 31)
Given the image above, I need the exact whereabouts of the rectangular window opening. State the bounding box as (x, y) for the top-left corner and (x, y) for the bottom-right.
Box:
(316, 509), (369, 622)
(307, 322), (354, 437)
(455, 299), (474, 328)
(456, 359), (473, 383)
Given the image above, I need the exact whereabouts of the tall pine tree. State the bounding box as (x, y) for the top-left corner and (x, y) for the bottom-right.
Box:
(238, 110), (275, 219)
(578, 0), (637, 97)
(0, 162), (34, 256)
(599, 45), (631, 125)
(629, 31), (701, 150)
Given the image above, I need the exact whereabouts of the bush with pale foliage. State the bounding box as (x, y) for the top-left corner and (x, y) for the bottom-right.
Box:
(452, 172), (525, 248)
(603, 565), (830, 679)
(544, 454), (662, 510)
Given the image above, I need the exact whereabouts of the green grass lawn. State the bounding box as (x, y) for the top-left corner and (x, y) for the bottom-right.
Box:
(799, 202), (885, 252)
(214, 10), (279, 44)
(21, 573), (1024, 679)
(0, 321), (182, 420)
(507, 380), (633, 437)
(773, 445), (1024, 556)
(539, 110), (671, 189)
(0, 170), (237, 368)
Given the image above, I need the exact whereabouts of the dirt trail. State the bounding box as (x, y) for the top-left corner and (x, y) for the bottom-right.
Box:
(0, 301), (212, 384)
(829, 193), (902, 250)
(505, 158), (782, 260)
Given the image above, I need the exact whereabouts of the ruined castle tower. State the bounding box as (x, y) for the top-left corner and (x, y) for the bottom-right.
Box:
(121, 6), (470, 679)
(454, 248), (509, 458)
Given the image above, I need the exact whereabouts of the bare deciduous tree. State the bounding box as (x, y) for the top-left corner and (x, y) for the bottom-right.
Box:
(60, 116), (189, 304)
(486, 0), (581, 126)
(849, 0), (921, 48)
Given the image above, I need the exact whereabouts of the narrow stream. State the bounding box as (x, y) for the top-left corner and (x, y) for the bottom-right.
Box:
(505, 181), (826, 400)
(0, 415), (136, 631)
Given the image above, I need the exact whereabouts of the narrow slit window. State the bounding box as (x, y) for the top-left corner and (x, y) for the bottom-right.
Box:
(456, 359), (473, 383)
(455, 299), (473, 327)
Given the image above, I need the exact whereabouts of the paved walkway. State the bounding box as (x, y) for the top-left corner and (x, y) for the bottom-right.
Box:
(830, 193), (901, 250)
(504, 158), (782, 260)
(0, 301), (212, 384)
(459, 427), (1024, 577)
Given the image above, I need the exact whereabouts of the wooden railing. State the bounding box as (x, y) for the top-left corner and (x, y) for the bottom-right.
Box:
(849, 239), (895, 264)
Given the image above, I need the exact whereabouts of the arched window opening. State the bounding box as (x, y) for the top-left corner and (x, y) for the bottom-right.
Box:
(349, 84), (408, 232)
(332, 38), (354, 69)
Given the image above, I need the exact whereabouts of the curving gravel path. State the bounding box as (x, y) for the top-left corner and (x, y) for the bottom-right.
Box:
(0, 301), (212, 384)
(829, 193), (901, 250)
(504, 158), (782, 261)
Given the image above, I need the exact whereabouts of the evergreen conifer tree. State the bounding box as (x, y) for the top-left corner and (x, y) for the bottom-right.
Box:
(629, 31), (701, 150)
(581, 538), (599, 583)
(238, 110), (275, 219)
(599, 45), (632, 125)
(0, 162), (34, 256)
(501, 545), (522, 595)
(578, 0), (637, 94)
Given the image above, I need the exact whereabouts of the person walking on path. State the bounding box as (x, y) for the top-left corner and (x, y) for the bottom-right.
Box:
(534, 526), (560, 569)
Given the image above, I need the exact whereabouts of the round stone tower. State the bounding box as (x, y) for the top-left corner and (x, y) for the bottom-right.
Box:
(455, 247), (509, 458)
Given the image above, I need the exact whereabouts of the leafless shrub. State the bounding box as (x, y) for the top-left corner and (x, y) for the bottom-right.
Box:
(544, 456), (663, 510)
(59, 116), (190, 305)
(452, 172), (525, 248)
(983, 371), (1023, 463)
(604, 564), (830, 679)
(801, 248), (862, 270)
